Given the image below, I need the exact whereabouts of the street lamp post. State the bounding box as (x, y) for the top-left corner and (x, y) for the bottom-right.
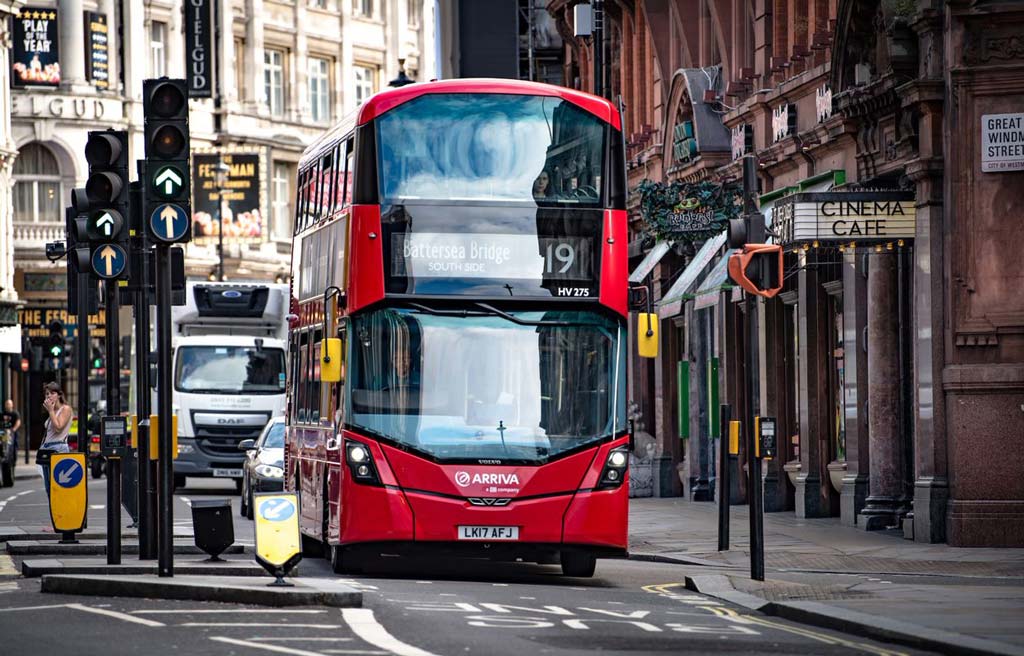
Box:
(215, 159), (230, 281)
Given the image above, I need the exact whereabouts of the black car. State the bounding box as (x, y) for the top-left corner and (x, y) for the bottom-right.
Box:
(238, 416), (285, 519)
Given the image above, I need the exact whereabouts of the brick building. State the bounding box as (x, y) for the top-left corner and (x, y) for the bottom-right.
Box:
(547, 0), (1024, 546)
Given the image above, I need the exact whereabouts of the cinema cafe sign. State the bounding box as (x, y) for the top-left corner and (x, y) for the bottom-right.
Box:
(773, 191), (915, 244)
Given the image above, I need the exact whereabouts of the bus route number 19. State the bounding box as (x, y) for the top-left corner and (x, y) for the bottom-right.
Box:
(545, 242), (576, 275)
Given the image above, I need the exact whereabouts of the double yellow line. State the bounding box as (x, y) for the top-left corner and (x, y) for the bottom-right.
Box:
(643, 582), (908, 656)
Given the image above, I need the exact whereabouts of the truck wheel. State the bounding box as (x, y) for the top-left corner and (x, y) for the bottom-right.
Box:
(91, 459), (103, 479)
(560, 551), (596, 578)
(173, 474), (187, 490)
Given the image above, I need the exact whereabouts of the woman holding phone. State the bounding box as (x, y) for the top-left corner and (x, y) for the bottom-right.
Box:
(38, 382), (72, 497)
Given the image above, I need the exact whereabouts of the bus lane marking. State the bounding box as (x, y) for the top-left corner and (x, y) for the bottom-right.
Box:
(341, 608), (443, 656)
(181, 623), (342, 628)
(210, 637), (328, 656)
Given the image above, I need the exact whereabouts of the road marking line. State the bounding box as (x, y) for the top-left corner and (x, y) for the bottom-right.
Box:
(210, 637), (328, 656)
(250, 638), (354, 642)
(131, 605), (323, 609)
(342, 608), (442, 656)
(90, 505), (105, 509)
(0, 604), (67, 612)
(18, 490), (34, 496)
(319, 651), (389, 655)
(0, 555), (18, 576)
(182, 623), (341, 628)
(66, 603), (166, 627)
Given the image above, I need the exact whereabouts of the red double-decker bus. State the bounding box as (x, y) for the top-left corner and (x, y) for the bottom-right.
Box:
(286, 78), (629, 577)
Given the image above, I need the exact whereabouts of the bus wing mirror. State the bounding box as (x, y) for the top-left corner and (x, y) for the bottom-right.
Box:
(321, 338), (343, 383)
(637, 313), (659, 359)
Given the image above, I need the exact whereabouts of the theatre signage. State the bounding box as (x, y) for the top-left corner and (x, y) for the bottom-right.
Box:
(773, 191), (916, 245)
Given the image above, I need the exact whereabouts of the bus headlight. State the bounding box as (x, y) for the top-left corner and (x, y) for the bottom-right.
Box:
(254, 464), (284, 479)
(596, 447), (630, 490)
(345, 440), (381, 485)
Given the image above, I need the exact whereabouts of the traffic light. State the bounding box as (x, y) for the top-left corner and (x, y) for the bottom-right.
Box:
(143, 79), (191, 244)
(48, 320), (65, 363)
(71, 130), (130, 280)
(728, 244), (784, 298)
(91, 346), (104, 370)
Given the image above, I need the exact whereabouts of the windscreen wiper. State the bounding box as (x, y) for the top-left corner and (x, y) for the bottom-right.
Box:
(408, 302), (583, 328)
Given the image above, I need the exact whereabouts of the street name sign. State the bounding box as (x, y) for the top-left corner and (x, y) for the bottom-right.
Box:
(49, 453), (87, 532)
(981, 113), (1024, 172)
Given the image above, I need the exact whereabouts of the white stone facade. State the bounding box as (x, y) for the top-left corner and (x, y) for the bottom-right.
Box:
(11, 0), (434, 290)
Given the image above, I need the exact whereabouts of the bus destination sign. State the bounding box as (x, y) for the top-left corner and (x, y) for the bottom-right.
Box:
(392, 233), (595, 284)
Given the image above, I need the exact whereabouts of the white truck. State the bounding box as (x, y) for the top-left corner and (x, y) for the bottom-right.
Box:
(160, 281), (289, 489)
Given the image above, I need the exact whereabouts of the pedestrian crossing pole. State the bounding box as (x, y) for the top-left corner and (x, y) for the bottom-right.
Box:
(740, 155), (765, 582)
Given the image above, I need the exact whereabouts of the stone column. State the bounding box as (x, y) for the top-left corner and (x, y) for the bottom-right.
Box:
(760, 296), (788, 512)
(840, 250), (870, 526)
(245, 0), (265, 111)
(859, 251), (901, 530)
(59, 0), (87, 86)
(795, 251), (831, 518)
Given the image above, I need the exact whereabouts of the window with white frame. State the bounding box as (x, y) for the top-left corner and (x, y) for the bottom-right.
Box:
(355, 0), (374, 17)
(13, 143), (62, 224)
(264, 48), (286, 116)
(354, 65), (376, 106)
(272, 161), (294, 240)
(150, 21), (167, 78)
(308, 57), (331, 122)
(309, 0), (327, 8)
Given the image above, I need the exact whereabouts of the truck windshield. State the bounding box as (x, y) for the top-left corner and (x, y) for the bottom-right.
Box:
(175, 346), (286, 394)
(348, 308), (626, 463)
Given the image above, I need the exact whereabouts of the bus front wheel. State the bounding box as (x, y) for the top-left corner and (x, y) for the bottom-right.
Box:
(330, 544), (360, 575)
(560, 551), (596, 578)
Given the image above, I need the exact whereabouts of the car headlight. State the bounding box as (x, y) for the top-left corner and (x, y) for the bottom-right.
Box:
(254, 464), (284, 478)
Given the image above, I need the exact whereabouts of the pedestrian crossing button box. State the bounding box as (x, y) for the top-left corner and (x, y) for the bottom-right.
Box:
(101, 415), (129, 458)
(758, 416), (777, 460)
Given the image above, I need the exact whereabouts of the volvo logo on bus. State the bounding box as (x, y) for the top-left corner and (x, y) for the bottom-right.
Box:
(453, 471), (521, 488)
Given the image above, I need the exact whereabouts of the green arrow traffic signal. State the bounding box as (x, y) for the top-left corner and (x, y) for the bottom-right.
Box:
(153, 165), (184, 198)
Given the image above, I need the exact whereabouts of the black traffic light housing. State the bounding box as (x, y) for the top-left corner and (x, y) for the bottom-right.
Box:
(71, 130), (131, 280)
(143, 79), (192, 244)
(48, 320), (65, 361)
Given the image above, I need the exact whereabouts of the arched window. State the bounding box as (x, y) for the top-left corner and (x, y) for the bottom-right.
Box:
(13, 143), (62, 223)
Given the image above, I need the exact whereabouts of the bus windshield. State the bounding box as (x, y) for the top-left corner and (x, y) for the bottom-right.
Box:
(348, 308), (626, 463)
(174, 346), (286, 394)
(376, 93), (607, 206)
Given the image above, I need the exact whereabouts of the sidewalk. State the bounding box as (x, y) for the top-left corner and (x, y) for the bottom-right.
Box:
(629, 497), (1024, 655)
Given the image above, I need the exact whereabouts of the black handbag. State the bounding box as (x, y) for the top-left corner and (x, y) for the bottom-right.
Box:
(35, 448), (55, 465)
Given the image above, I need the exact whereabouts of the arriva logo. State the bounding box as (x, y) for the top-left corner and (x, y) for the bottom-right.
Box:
(453, 471), (520, 488)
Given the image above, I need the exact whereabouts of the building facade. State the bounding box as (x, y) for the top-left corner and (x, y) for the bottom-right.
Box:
(10, 0), (434, 448)
(0, 0), (24, 402)
(549, 0), (1024, 547)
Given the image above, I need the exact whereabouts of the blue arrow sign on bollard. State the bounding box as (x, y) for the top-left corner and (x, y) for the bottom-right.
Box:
(91, 244), (127, 279)
(149, 203), (190, 242)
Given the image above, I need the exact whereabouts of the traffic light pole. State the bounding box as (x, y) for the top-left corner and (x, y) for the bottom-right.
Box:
(155, 245), (174, 577)
(76, 271), (90, 458)
(104, 279), (122, 565)
(717, 403), (731, 551)
(131, 178), (157, 561)
(741, 155), (765, 582)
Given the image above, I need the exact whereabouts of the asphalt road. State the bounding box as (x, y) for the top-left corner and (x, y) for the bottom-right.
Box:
(0, 472), (935, 656)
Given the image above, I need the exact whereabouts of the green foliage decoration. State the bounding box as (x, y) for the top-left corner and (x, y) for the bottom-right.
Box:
(635, 178), (743, 244)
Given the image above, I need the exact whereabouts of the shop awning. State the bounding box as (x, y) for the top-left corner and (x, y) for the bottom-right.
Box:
(692, 250), (736, 310)
(656, 231), (726, 317)
(629, 241), (673, 283)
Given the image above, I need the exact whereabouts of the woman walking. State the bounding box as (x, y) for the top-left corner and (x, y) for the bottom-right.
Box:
(38, 382), (72, 497)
